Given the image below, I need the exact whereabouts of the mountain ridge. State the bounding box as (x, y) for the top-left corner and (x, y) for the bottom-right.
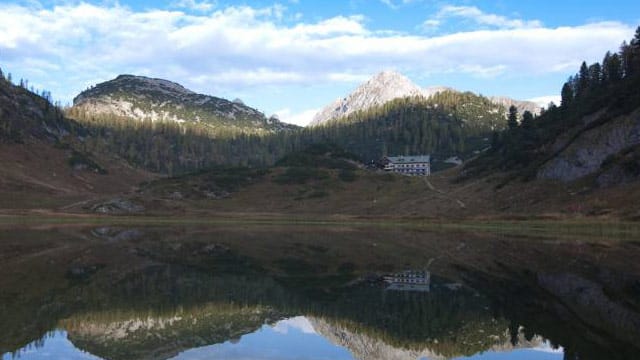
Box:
(310, 70), (540, 126)
(72, 74), (297, 133)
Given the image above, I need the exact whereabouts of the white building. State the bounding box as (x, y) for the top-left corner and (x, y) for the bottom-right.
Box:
(383, 155), (431, 176)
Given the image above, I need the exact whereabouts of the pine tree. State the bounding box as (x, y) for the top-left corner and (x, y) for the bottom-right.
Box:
(507, 105), (518, 129)
(561, 82), (574, 107)
(521, 111), (534, 129)
(620, 41), (634, 77)
(604, 53), (623, 83)
(629, 26), (640, 75)
(577, 61), (590, 95)
(588, 63), (602, 87)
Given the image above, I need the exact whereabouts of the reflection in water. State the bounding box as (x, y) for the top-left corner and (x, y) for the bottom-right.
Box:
(0, 225), (639, 359)
(4, 320), (563, 360)
(2, 331), (99, 360)
(383, 270), (431, 292)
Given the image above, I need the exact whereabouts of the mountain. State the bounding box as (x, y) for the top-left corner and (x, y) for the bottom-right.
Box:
(310, 316), (546, 360)
(488, 96), (541, 117)
(72, 75), (296, 133)
(310, 71), (535, 126)
(310, 71), (448, 126)
(299, 90), (507, 168)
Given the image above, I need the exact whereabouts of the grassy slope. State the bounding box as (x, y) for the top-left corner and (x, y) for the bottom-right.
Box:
(0, 142), (154, 209)
(3, 147), (640, 221)
(119, 163), (640, 221)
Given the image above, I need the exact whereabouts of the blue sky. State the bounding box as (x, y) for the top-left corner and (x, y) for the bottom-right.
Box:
(0, 0), (639, 125)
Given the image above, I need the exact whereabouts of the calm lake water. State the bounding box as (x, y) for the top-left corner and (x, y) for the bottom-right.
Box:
(1, 224), (639, 359)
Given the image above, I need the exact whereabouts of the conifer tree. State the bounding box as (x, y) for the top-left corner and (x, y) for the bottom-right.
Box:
(561, 82), (574, 107)
(577, 61), (590, 95)
(507, 105), (518, 129)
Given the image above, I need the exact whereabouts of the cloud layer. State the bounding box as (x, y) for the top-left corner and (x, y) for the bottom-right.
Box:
(0, 2), (635, 125)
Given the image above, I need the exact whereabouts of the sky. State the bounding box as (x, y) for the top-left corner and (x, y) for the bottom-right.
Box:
(0, 0), (639, 126)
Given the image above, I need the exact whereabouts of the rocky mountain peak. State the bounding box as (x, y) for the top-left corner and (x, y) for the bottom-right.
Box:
(309, 70), (543, 126)
(310, 70), (426, 126)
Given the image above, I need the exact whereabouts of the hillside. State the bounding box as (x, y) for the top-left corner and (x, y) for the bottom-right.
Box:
(0, 74), (153, 209)
(71, 75), (296, 134)
(299, 91), (507, 169)
(464, 31), (640, 191)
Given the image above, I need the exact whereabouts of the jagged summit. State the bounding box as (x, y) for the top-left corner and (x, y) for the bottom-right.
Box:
(72, 75), (297, 132)
(310, 70), (426, 126)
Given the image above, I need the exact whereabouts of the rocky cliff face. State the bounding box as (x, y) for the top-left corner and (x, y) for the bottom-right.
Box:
(72, 75), (296, 132)
(537, 108), (640, 183)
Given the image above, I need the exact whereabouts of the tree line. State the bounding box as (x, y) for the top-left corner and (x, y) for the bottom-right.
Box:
(57, 89), (508, 174)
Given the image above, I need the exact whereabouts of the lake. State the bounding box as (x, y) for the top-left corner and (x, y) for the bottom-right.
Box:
(1, 223), (639, 359)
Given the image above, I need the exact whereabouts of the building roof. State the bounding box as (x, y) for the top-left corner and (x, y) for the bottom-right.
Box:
(385, 155), (431, 164)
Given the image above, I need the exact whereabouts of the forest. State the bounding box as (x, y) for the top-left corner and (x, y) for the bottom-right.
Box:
(55, 90), (508, 174)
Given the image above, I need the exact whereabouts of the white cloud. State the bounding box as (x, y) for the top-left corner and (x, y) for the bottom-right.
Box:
(275, 107), (320, 127)
(458, 64), (508, 78)
(271, 316), (316, 334)
(528, 95), (561, 108)
(172, 0), (216, 12)
(427, 5), (542, 30)
(0, 2), (634, 105)
(380, 0), (421, 10)
(422, 19), (440, 29)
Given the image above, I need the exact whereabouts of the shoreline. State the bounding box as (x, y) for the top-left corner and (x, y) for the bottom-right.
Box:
(1, 210), (639, 240)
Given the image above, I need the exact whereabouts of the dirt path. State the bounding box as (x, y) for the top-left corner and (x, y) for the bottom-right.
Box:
(423, 177), (466, 209)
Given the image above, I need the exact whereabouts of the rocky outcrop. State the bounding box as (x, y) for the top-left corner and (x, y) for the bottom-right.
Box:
(90, 198), (144, 214)
(537, 109), (640, 182)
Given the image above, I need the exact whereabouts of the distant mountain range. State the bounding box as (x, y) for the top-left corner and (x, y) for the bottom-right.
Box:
(310, 71), (540, 126)
(72, 75), (297, 133)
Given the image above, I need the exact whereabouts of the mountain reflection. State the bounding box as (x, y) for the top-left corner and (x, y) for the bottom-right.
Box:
(1, 225), (639, 359)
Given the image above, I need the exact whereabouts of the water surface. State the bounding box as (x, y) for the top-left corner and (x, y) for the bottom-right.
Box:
(1, 224), (638, 359)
